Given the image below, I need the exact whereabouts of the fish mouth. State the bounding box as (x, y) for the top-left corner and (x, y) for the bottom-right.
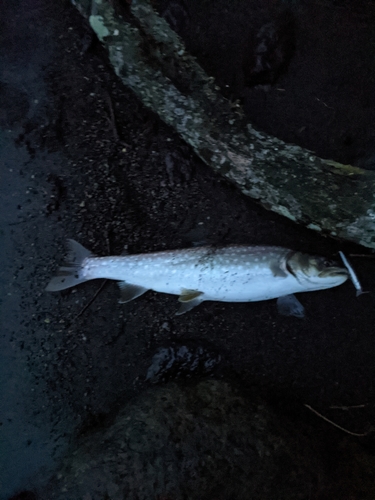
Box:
(318, 267), (349, 279)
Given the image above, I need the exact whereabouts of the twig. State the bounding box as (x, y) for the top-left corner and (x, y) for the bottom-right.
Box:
(349, 254), (375, 258)
(315, 96), (334, 109)
(304, 404), (371, 437)
(105, 231), (111, 254)
(329, 404), (367, 410)
(104, 91), (119, 142)
(104, 91), (131, 149)
(73, 280), (108, 320)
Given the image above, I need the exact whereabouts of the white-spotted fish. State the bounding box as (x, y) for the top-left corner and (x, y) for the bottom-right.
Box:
(46, 240), (348, 317)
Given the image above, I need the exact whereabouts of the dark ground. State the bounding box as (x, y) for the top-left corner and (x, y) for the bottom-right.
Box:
(2, 0), (375, 497)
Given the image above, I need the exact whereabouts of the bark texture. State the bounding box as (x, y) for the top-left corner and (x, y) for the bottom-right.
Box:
(72, 0), (375, 249)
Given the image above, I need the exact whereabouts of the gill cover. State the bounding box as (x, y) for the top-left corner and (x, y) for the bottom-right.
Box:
(287, 252), (348, 279)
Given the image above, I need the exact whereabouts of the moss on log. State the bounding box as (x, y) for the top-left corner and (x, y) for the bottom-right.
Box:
(72, 0), (375, 249)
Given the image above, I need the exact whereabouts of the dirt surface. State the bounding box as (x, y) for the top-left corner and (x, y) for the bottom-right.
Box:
(2, 0), (375, 498)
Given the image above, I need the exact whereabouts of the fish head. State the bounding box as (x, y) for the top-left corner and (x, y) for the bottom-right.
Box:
(286, 252), (349, 290)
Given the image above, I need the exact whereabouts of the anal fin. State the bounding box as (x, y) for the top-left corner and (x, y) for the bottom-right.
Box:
(118, 282), (148, 303)
(277, 294), (305, 318)
(270, 261), (288, 278)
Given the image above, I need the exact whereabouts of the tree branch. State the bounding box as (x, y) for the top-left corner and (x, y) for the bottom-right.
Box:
(71, 0), (375, 249)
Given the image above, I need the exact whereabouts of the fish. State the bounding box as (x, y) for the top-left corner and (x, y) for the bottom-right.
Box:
(46, 240), (349, 317)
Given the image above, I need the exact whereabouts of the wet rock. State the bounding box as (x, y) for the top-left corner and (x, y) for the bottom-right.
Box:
(146, 340), (222, 383)
(40, 379), (344, 500)
(161, 0), (190, 35)
(243, 10), (296, 89)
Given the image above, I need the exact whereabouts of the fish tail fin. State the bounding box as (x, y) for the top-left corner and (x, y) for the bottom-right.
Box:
(46, 239), (93, 292)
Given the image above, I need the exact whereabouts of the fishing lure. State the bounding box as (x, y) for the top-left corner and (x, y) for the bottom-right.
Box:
(339, 251), (367, 297)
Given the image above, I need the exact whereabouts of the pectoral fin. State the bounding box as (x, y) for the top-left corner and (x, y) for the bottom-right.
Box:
(118, 282), (149, 303)
(277, 294), (305, 318)
(178, 289), (203, 303)
(270, 261), (288, 278)
(176, 289), (204, 315)
(176, 297), (204, 315)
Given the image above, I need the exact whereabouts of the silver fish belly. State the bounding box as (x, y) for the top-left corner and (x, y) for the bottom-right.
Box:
(46, 240), (348, 315)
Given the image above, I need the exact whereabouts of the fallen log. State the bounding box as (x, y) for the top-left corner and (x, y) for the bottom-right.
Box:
(72, 0), (375, 250)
